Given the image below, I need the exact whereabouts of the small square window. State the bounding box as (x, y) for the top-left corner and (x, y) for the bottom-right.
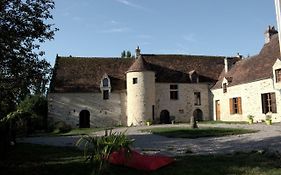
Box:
(133, 78), (138, 84)
(103, 90), (109, 100)
(170, 84), (178, 89)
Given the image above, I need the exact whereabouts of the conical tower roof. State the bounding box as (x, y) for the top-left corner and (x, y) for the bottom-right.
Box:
(127, 55), (152, 73)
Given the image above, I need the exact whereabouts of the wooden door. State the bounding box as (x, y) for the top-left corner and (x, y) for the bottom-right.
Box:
(215, 100), (221, 121)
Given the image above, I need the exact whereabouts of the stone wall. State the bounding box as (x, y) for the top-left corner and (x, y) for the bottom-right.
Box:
(212, 78), (281, 122)
(48, 92), (126, 128)
(155, 83), (211, 123)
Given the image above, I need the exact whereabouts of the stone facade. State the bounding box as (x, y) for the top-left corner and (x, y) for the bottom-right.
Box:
(48, 82), (212, 127)
(212, 78), (281, 123)
(48, 92), (126, 127)
(155, 83), (211, 123)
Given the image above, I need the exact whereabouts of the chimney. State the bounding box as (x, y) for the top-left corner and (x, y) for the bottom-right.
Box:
(224, 57), (228, 73)
(264, 25), (278, 44)
(135, 46), (141, 58)
(236, 53), (242, 59)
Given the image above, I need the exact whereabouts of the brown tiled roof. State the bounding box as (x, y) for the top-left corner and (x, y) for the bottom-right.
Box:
(50, 54), (230, 93)
(127, 56), (152, 72)
(50, 57), (134, 93)
(212, 34), (280, 89)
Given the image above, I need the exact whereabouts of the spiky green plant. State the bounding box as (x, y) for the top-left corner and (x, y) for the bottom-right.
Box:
(76, 130), (133, 175)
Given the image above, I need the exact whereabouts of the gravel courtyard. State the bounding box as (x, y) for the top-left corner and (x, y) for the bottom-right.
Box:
(18, 123), (281, 156)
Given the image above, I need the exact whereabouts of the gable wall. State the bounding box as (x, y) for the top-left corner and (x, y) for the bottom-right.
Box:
(212, 78), (281, 122)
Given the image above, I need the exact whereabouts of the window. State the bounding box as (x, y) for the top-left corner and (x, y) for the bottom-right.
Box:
(170, 84), (178, 100)
(133, 78), (138, 84)
(229, 97), (242, 114)
(194, 92), (201, 105)
(261, 93), (277, 113)
(223, 83), (227, 93)
(103, 90), (109, 100)
(275, 69), (281, 82)
(102, 78), (109, 87)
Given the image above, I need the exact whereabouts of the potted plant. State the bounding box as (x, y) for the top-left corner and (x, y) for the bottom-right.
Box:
(265, 114), (272, 125)
(247, 115), (254, 124)
(146, 119), (152, 126)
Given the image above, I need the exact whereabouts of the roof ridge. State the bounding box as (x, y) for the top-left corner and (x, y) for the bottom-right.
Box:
(58, 55), (122, 59)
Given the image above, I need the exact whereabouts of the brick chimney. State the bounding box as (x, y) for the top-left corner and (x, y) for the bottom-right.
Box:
(264, 25), (278, 44)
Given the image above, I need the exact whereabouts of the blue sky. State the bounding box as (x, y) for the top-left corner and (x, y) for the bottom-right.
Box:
(42, 0), (277, 65)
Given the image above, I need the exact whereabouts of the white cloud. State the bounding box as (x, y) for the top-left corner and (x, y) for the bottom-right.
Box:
(101, 27), (130, 33)
(115, 0), (146, 10)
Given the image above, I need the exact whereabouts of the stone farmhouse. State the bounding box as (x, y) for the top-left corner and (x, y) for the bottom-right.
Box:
(48, 26), (281, 128)
(212, 26), (281, 123)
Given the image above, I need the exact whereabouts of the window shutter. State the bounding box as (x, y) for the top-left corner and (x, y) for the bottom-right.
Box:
(238, 97), (242, 114)
(271, 93), (277, 113)
(261, 94), (266, 114)
(229, 98), (233, 114)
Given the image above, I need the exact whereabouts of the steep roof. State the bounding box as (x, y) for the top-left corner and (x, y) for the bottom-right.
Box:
(127, 56), (152, 72)
(212, 34), (280, 89)
(50, 54), (230, 93)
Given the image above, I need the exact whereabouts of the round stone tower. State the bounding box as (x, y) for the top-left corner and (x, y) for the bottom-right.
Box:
(126, 55), (155, 126)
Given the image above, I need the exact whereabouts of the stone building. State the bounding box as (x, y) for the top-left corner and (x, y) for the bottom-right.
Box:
(49, 49), (236, 127)
(211, 26), (281, 123)
(49, 26), (281, 127)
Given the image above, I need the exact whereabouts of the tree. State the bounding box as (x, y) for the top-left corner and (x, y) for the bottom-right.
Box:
(0, 0), (57, 118)
(121, 50), (134, 58)
(126, 51), (132, 58)
(121, 50), (126, 58)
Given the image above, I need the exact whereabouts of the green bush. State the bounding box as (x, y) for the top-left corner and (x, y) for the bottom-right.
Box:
(76, 130), (134, 175)
(17, 95), (48, 131)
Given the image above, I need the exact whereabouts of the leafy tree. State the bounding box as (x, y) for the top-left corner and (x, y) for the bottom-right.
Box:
(121, 50), (134, 58)
(126, 51), (132, 58)
(0, 0), (57, 158)
(0, 0), (57, 118)
(121, 50), (126, 58)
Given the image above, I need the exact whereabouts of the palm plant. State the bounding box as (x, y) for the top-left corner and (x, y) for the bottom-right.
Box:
(76, 130), (133, 175)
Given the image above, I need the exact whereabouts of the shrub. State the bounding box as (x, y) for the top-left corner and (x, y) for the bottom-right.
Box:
(17, 95), (48, 131)
(76, 130), (134, 175)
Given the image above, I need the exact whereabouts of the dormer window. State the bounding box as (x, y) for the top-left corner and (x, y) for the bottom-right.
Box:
(275, 69), (281, 82)
(103, 78), (109, 87)
(223, 83), (227, 93)
(100, 74), (111, 100)
(189, 70), (199, 83)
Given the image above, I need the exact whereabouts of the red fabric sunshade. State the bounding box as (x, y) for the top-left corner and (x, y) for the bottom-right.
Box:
(108, 149), (175, 171)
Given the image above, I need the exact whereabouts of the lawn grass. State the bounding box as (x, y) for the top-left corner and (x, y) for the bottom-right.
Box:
(142, 127), (258, 138)
(1, 143), (281, 175)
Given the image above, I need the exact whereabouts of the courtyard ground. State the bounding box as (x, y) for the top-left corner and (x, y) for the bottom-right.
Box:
(18, 122), (281, 156)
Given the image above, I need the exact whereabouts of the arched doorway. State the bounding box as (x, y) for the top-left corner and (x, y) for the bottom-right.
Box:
(193, 109), (203, 121)
(160, 110), (170, 124)
(79, 110), (90, 128)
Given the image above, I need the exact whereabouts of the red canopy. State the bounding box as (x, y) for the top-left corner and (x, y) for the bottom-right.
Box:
(109, 149), (175, 171)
